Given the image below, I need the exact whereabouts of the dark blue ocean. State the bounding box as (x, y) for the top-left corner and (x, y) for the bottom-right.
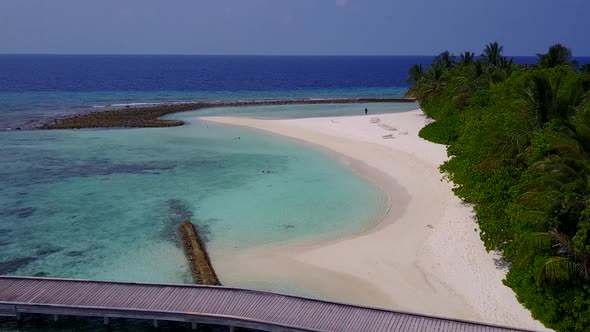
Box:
(0, 55), (430, 129)
(0, 55), (590, 130)
(0, 55), (433, 92)
(4, 55), (586, 129)
(2, 55), (589, 130)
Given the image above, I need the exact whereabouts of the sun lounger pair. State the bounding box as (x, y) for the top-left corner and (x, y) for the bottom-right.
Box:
(378, 124), (397, 131)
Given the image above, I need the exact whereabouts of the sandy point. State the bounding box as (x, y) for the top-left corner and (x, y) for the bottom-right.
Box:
(199, 109), (549, 331)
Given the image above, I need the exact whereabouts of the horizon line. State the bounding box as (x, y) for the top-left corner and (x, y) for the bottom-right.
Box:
(3, 53), (589, 57)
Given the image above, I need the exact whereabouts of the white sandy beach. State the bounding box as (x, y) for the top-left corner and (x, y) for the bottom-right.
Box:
(200, 109), (548, 331)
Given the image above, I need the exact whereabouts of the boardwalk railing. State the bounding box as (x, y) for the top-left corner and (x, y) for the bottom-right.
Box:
(0, 276), (536, 331)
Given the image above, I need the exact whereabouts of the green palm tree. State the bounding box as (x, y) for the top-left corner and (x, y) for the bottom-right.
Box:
(436, 51), (455, 69)
(413, 60), (448, 101)
(525, 230), (590, 284)
(499, 56), (514, 70)
(482, 42), (504, 66)
(520, 99), (590, 284)
(425, 60), (447, 81)
(406, 64), (423, 85)
(458, 51), (475, 66)
(525, 73), (585, 127)
(538, 44), (578, 69)
(477, 42), (514, 85)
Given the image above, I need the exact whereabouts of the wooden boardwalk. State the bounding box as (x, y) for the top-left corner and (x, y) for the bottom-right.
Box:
(0, 276), (535, 331)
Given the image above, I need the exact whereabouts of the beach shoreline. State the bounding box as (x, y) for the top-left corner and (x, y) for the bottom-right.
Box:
(37, 97), (415, 130)
(200, 109), (549, 331)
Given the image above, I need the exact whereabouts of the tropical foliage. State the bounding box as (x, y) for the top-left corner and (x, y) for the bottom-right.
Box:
(538, 43), (578, 69)
(407, 43), (590, 331)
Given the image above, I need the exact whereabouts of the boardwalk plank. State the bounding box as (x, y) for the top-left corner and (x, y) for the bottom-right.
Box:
(367, 310), (390, 332)
(82, 283), (118, 307)
(109, 284), (142, 308)
(0, 280), (23, 300)
(217, 290), (245, 315)
(438, 320), (451, 332)
(364, 309), (384, 332)
(231, 292), (267, 318)
(338, 307), (363, 331)
(393, 313), (410, 332)
(97, 284), (126, 308)
(141, 286), (173, 309)
(41, 281), (71, 304)
(273, 297), (305, 323)
(248, 293), (278, 324)
(14, 280), (47, 303)
(317, 304), (353, 331)
(423, 317), (433, 332)
(157, 286), (182, 310)
(375, 311), (396, 332)
(121, 285), (149, 309)
(310, 302), (338, 330)
(0, 277), (533, 332)
(206, 289), (236, 314)
(288, 298), (326, 328)
(435, 318), (447, 332)
(347, 308), (372, 332)
(189, 287), (216, 312)
(261, 295), (292, 322)
(55, 282), (90, 306)
(68, 283), (103, 306)
(383, 312), (402, 331)
(245, 295), (272, 323)
(298, 299), (330, 329)
(259, 295), (289, 322)
(223, 292), (252, 316)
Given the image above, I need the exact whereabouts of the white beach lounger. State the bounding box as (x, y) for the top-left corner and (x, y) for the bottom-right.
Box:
(378, 123), (397, 131)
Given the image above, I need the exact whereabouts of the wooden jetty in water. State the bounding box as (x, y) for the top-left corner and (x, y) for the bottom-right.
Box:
(0, 276), (536, 331)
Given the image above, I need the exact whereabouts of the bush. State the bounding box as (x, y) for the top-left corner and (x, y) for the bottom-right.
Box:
(409, 52), (590, 331)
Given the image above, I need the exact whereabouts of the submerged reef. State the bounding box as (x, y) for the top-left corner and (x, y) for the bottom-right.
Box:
(40, 98), (415, 129)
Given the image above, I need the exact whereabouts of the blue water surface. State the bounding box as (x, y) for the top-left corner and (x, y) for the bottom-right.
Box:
(1, 55), (589, 129)
(0, 55), (430, 128)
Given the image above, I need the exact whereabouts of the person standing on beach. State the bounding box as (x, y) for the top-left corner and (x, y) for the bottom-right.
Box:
(365, 108), (368, 115)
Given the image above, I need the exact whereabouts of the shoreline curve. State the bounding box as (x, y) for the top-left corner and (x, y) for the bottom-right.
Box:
(199, 109), (549, 331)
(38, 97), (415, 130)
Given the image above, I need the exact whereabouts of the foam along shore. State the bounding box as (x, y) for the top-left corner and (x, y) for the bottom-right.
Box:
(200, 109), (549, 331)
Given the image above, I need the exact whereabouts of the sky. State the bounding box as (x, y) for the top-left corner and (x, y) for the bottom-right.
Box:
(0, 0), (588, 56)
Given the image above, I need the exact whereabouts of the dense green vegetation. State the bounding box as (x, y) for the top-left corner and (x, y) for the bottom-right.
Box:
(407, 43), (590, 331)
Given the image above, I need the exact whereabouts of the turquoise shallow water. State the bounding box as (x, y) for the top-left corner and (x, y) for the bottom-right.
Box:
(0, 103), (395, 285)
(0, 87), (410, 129)
(194, 101), (419, 119)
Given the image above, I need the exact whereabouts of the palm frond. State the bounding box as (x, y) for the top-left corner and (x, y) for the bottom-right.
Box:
(523, 232), (553, 250)
(537, 256), (578, 285)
